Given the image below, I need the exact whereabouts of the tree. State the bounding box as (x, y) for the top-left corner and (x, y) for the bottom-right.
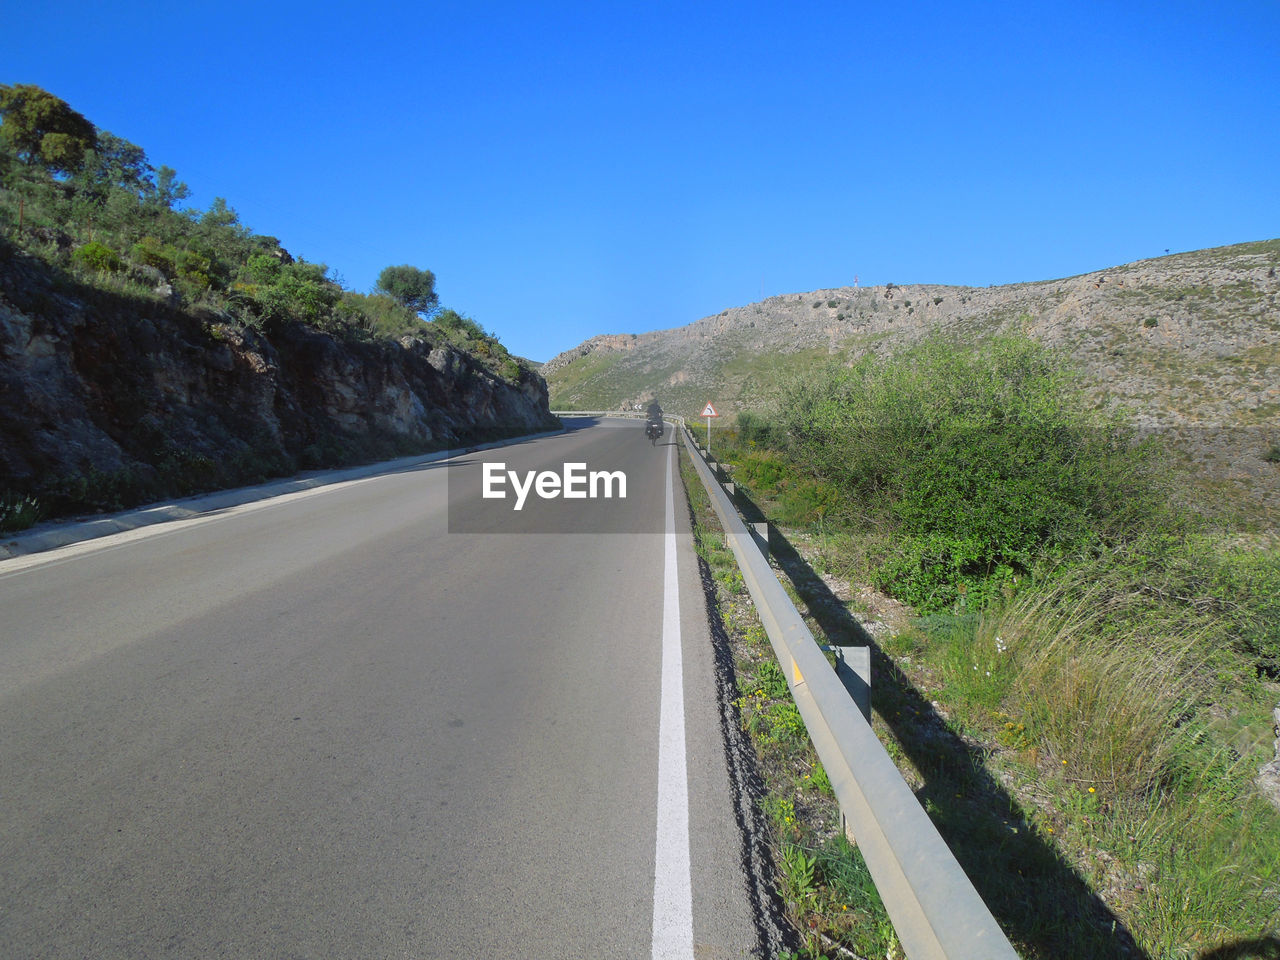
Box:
(201, 197), (241, 229)
(150, 165), (190, 210)
(77, 131), (154, 196)
(0, 84), (97, 174)
(376, 264), (438, 315)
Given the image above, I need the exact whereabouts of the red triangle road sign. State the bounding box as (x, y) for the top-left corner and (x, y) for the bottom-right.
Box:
(701, 403), (719, 418)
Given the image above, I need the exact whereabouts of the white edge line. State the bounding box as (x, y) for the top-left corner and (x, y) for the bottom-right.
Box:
(651, 440), (693, 959)
(0, 429), (568, 578)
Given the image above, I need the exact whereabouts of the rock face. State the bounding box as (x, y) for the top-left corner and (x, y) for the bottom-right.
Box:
(540, 332), (643, 376)
(0, 247), (558, 513)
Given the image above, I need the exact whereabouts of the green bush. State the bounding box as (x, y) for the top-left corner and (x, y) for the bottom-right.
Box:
(770, 334), (1164, 610)
(776, 476), (843, 524)
(72, 240), (121, 273)
(736, 451), (788, 492)
(433, 308), (485, 341)
(175, 248), (214, 289)
(131, 236), (176, 275)
(736, 410), (780, 447)
(336, 291), (424, 340)
(240, 252), (281, 284)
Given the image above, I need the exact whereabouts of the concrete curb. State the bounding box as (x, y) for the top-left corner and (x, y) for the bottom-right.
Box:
(1, 426), (566, 561)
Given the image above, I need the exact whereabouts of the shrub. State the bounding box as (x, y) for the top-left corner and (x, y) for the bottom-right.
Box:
(0, 491), (42, 532)
(736, 410), (780, 447)
(241, 259), (338, 326)
(433, 308), (485, 340)
(337, 291), (423, 340)
(735, 451), (788, 492)
(175, 248), (213, 289)
(72, 240), (121, 273)
(131, 236), (175, 275)
(240, 252), (281, 284)
(770, 334), (1164, 610)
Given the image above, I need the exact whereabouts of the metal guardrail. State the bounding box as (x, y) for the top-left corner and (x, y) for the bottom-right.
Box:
(554, 410), (1019, 960)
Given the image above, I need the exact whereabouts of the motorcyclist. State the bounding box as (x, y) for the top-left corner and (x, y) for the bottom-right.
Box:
(644, 399), (663, 443)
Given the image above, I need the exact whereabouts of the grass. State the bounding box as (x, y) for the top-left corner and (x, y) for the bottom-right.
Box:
(744, 492), (1279, 957)
(901, 594), (1280, 955)
(545, 349), (625, 406)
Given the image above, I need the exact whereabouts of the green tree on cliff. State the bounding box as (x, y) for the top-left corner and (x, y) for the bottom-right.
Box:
(376, 264), (438, 316)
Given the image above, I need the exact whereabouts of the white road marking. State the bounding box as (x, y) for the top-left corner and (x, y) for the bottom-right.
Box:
(0, 472), (394, 579)
(651, 440), (693, 959)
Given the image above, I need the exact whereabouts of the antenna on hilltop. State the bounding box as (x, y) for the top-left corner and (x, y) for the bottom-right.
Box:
(854, 274), (859, 288)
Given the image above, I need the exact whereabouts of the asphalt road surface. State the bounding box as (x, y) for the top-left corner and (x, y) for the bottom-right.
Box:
(0, 418), (766, 959)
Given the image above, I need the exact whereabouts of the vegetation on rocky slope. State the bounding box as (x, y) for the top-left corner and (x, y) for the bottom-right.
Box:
(0, 85), (555, 529)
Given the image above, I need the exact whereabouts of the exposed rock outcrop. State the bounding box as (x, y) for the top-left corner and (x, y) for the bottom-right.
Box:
(0, 246), (559, 514)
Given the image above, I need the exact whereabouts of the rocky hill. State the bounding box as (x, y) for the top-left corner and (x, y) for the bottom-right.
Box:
(0, 242), (559, 519)
(546, 239), (1280, 525)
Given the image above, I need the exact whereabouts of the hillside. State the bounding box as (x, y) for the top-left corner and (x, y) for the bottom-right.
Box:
(0, 85), (558, 526)
(0, 241), (558, 520)
(546, 239), (1280, 526)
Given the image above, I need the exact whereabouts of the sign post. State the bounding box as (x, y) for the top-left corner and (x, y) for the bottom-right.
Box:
(701, 402), (719, 454)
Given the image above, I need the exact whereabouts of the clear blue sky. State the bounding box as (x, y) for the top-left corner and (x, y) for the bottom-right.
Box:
(6, 0), (1277, 361)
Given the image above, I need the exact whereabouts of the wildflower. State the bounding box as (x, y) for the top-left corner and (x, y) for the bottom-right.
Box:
(1088, 787), (1096, 794)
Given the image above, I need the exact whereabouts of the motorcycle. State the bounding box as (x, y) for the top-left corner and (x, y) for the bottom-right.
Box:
(645, 419), (663, 444)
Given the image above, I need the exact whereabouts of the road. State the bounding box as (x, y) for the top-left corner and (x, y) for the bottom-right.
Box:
(0, 418), (764, 959)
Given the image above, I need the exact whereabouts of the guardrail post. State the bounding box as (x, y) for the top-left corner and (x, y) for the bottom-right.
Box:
(751, 521), (770, 560)
(724, 481), (735, 496)
(834, 646), (872, 723)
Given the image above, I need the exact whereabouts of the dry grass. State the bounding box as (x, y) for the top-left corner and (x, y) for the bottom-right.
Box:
(989, 579), (1210, 797)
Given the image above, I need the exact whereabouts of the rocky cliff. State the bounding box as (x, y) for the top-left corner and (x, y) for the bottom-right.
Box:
(0, 242), (559, 517)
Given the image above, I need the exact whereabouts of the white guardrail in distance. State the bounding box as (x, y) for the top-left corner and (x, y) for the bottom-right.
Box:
(552, 411), (1020, 960)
